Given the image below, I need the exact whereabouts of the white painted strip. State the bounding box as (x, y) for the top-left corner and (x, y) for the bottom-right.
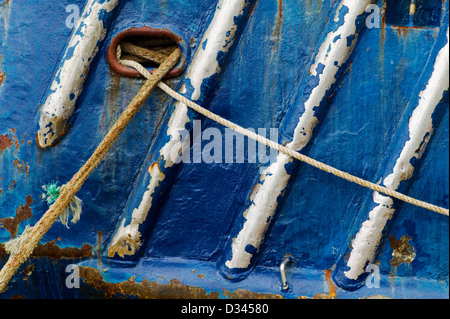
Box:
(37, 0), (119, 148)
(107, 0), (250, 258)
(108, 163), (165, 257)
(159, 0), (249, 167)
(344, 27), (449, 280)
(224, 0), (373, 271)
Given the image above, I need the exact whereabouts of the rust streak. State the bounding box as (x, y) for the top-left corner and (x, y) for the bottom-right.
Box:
(0, 55), (5, 86)
(324, 268), (337, 299)
(391, 25), (428, 38)
(271, 0), (283, 45)
(8, 179), (15, 190)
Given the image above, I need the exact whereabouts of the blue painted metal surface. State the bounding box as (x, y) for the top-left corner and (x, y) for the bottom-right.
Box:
(0, 0), (448, 299)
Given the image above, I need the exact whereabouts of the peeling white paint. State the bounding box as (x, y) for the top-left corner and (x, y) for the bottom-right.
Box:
(108, 163), (165, 258)
(159, 83), (191, 168)
(226, 153), (293, 269)
(187, 0), (245, 101)
(343, 27), (449, 281)
(159, 0), (248, 165)
(225, 0), (373, 271)
(37, 0), (119, 148)
(344, 191), (395, 280)
(384, 28), (449, 190)
(107, 0), (249, 258)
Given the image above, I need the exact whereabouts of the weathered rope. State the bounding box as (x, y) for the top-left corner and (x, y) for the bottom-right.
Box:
(0, 48), (181, 294)
(118, 49), (449, 217)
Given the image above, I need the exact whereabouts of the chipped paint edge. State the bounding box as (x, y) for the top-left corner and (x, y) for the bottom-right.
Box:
(37, 0), (120, 148)
(106, 0), (253, 259)
(219, 0), (374, 280)
(333, 25), (449, 290)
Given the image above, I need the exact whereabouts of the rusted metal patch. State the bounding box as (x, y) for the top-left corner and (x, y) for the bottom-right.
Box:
(0, 134), (13, 150)
(78, 266), (287, 299)
(0, 241), (92, 262)
(1, 128), (28, 153)
(389, 234), (416, 267)
(0, 195), (33, 238)
(78, 266), (221, 299)
(31, 241), (92, 260)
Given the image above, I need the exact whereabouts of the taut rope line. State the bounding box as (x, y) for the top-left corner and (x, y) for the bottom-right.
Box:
(118, 47), (449, 217)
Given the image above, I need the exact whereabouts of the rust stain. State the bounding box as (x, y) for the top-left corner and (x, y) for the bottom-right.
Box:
(247, 0), (258, 19)
(0, 195), (33, 238)
(78, 266), (287, 299)
(0, 134), (13, 150)
(9, 179), (15, 190)
(270, 0), (283, 46)
(324, 268), (337, 299)
(0, 55), (5, 86)
(1, 128), (23, 157)
(391, 25), (431, 38)
(78, 266), (221, 299)
(379, 1), (386, 63)
(97, 230), (103, 269)
(389, 234), (416, 267)
(0, 241), (92, 262)
(31, 241), (93, 259)
(13, 158), (29, 174)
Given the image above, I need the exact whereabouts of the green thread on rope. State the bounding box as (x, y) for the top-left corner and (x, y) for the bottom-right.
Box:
(42, 182), (60, 205)
(41, 182), (83, 228)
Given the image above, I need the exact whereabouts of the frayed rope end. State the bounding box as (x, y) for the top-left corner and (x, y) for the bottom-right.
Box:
(41, 182), (83, 229)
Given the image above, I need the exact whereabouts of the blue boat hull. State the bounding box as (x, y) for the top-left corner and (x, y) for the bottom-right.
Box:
(0, 0), (448, 299)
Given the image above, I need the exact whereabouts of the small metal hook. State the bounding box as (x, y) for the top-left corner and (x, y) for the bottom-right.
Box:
(280, 256), (294, 291)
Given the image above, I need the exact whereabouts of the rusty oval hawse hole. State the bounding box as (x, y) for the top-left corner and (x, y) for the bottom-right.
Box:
(107, 26), (186, 79)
